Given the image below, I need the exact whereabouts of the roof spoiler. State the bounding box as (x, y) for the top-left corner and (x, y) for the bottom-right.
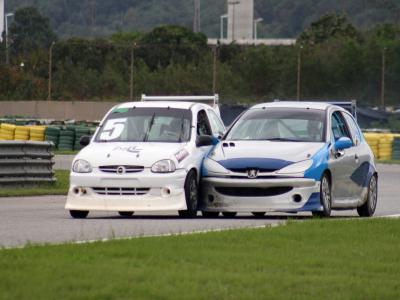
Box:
(329, 100), (357, 120)
(141, 94), (219, 107)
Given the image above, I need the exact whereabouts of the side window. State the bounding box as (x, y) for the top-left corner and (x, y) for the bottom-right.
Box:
(207, 109), (225, 135)
(197, 110), (212, 136)
(342, 112), (362, 145)
(331, 111), (351, 141)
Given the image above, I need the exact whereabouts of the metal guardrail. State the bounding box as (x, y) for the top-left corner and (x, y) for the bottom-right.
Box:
(0, 141), (55, 184)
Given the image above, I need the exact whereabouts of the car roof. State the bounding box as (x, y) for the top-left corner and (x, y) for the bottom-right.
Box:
(115, 101), (203, 110)
(251, 101), (333, 111)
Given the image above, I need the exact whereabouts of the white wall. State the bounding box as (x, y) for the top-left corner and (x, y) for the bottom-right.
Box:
(0, 0), (4, 42)
(227, 0), (254, 41)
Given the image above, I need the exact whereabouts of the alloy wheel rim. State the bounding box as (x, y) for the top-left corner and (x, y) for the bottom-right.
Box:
(322, 177), (331, 209)
(369, 176), (377, 211)
(189, 177), (197, 210)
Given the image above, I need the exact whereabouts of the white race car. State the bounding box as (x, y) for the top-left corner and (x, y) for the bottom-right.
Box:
(65, 95), (225, 218)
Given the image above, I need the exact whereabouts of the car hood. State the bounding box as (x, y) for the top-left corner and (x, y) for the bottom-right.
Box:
(210, 140), (325, 170)
(75, 142), (186, 168)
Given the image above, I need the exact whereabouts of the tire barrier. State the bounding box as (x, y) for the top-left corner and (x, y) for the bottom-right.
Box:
(29, 126), (46, 142)
(0, 123), (16, 140)
(58, 128), (75, 151)
(0, 141), (55, 185)
(364, 133), (400, 160)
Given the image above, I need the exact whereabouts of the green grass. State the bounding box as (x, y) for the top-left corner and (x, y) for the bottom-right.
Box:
(378, 159), (400, 164)
(55, 150), (79, 155)
(0, 170), (69, 197)
(1, 218), (400, 300)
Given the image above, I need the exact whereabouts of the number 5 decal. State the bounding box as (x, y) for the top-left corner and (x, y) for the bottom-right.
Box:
(99, 118), (127, 140)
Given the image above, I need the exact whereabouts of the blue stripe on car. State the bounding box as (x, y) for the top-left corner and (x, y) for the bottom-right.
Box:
(304, 144), (330, 181)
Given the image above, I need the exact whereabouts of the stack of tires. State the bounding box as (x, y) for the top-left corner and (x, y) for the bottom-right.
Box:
(30, 126), (46, 142)
(45, 127), (61, 147)
(14, 126), (30, 141)
(0, 123), (16, 140)
(378, 134), (394, 160)
(393, 137), (400, 161)
(364, 133), (380, 159)
(58, 128), (75, 151)
(74, 127), (91, 151)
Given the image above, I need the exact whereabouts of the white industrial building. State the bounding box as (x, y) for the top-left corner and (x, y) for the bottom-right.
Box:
(0, 0), (4, 42)
(227, 0), (254, 40)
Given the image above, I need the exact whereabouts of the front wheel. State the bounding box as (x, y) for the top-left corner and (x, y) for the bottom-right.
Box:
(312, 173), (332, 218)
(70, 210), (89, 219)
(357, 175), (378, 217)
(178, 170), (198, 218)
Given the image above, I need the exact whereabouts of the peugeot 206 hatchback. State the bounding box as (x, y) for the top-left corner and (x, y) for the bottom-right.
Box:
(201, 101), (378, 218)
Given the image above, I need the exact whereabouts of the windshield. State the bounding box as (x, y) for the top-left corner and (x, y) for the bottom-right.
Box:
(95, 107), (192, 143)
(225, 108), (326, 142)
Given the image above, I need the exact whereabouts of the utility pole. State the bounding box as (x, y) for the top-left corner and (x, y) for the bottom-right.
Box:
(193, 0), (200, 33)
(212, 45), (218, 94)
(296, 46), (303, 101)
(5, 13), (14, 65)
(380, 47), (387, 109)
(130, 43), (136, 102)
(228, 1), (240, 42)
(48, 42), (55, 101)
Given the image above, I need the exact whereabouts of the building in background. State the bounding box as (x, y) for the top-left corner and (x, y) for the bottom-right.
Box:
(227, 0), (253, 41)
(0, 0), (4, 42)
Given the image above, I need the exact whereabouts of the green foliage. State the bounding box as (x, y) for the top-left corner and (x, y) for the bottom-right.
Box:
(298, 13), (361, 45)
(9, 6), (57, 56)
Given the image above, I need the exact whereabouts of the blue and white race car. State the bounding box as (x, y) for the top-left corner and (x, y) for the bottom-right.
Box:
(201, 102), (378, 218)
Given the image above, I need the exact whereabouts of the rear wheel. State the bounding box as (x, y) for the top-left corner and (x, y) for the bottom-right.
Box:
(179, 170), (198, 218)
(201, 211), (220, 218)
(357, 175), (378, 217)
(118, 211), (134, 217)
(70, 210), (89, 219)
(312, 173), (332, 218)
(252, 212), (266, 218)
(222, 212), (237, 218)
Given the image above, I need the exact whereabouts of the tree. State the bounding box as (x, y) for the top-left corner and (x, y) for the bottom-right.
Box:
(298, 13), (361, 45)
(9, 6), (57, 57)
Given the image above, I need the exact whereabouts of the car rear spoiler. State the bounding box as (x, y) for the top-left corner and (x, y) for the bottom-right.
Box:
(329, 100), (357, 120)
(141, 94), (220, 115)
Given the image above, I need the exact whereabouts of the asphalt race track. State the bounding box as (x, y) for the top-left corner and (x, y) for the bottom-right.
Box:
(0, 164), (399, 248)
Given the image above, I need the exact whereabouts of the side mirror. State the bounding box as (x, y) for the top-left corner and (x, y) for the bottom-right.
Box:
(196, 135), (214, 147)
(335, 137), (353, 150)
(79, 135), (91, 147)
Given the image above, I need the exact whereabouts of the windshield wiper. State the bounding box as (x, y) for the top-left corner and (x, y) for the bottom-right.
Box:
(178, 114), (185, 143)
(265, 138), (301, 142)
(143, 113), (156, 142)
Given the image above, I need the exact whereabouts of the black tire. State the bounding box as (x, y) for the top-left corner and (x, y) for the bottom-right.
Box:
(252, 212), (266, 218)
(312, 173), (332, 218)
(178, 170), (198, 218)
(118, 211), (134, 217)
(70, 210), (89, 219)
(201, 211), (220, 218)
(357, 174), (378, 217)
(222, 212), (237, 218)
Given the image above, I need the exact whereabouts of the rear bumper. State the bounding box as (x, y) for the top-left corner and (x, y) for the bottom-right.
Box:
(65, 169), (188, 212)
(200, 177), (322, 212)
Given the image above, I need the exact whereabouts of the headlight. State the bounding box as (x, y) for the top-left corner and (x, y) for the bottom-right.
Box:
(72, 159), (92, 173)
(151, 159), (176, 173)
(203, 158), (229, 175)
(276, 159), (313, 175)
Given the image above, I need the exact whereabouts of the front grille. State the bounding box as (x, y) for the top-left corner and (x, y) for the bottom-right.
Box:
(215, 186), (293, 197)
(227, 168), (279, 173)
(91, 187), (150, 196)
(99, 165), (144, 173)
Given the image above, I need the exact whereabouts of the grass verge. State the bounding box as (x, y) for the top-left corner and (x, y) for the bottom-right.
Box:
(1, 218), (399, 300)
(378, 159), (400, 164)
(0, 170), (69, 197)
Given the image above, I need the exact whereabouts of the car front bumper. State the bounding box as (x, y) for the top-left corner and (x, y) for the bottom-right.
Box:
(65, 169), (188, 212)
(200, 177), (322, 212)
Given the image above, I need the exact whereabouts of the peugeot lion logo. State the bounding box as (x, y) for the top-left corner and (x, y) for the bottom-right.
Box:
(247, 169), (259, 179)
(117, 166), (126, 174)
